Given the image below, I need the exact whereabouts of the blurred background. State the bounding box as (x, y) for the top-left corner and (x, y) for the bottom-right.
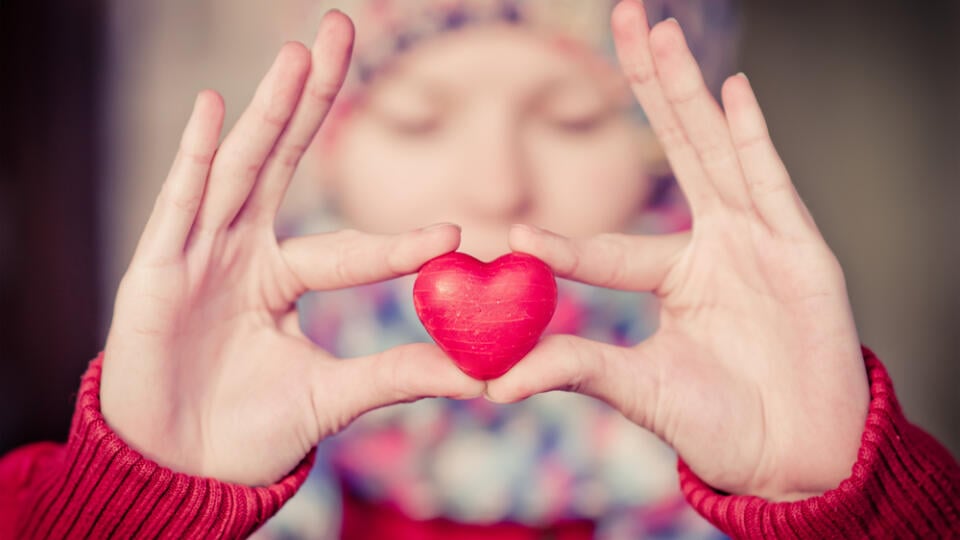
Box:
(2, 0), (958, 461)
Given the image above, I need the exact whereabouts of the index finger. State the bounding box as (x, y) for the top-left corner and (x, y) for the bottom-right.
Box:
(509, 224), (688, 293)
(280, 224), (462, 293)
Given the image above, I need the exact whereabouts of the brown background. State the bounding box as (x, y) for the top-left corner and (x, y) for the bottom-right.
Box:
(2, 1), (958, 459)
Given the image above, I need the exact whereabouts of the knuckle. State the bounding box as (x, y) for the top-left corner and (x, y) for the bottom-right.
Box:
(654, 123), (689, 150)
(215, 147), (261, 179)
(746, 176), (789, 199)
(244, 160), (263, 177)
(262, 111), (288, 128)
(608, 256), (629, 289)
(328, 229), (367, 284)
(332, 252), (354, 285)
(276, 142), (308, 169)
(384, 246), (407, 276)
(623, 61), (656, 86)
(562, 241), (584, 277)
(307, 80), (340, 107)
(734, 132), (768, 154)
(376, 354), (408, 400)
(698, 141), (736, 170)
(568, 338), (594, 392)
(169, 192), (203, 214)
(665, 84), (700, 107)
(256, 101), (289, 129)
(180, 147), (216, 167)
(159, 181), (203, 215)
(606, 258), (628, 289)
(596, 234), (628, 287)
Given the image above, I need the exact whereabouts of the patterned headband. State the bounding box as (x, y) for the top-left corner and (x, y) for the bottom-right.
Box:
(314, 0), (740, 98)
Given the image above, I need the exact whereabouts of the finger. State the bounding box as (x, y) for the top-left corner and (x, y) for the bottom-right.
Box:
(280, 223), (461, 292)
(194, 42), (311, 232)
(319, 343), (486, 425)
(648, 19), (752, 211)
(721, 74), (817, 238)
(134, 90), (225, 264)
(611, 0), (716, 217)
(240, 10), (354, 226)
(509, 224), (687, 293)
(484, 334), (659, 430)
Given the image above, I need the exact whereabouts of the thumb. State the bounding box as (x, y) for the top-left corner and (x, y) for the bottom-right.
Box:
(484, 334), (661, 432)
(324, 343), (486, 424)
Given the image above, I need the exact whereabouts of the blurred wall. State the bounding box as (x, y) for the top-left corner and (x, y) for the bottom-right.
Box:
(2, 1), (957, 457)
(0, 0), (105, 452)
(737, 2), (960, 454)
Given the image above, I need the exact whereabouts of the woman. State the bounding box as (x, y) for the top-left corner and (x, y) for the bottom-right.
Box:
(1, 1), (957, 538)
(264, 1), (733, 538)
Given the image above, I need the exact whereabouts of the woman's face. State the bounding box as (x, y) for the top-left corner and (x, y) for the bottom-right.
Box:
(326, 24), (653, 260)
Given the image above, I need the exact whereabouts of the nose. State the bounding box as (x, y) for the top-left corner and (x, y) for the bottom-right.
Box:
(458, 108), (532, 221)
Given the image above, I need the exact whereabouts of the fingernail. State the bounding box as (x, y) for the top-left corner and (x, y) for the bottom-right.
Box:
(511, 223), (543, 235)
(664, 16), (679, 25)
(482, 390), (503, 403)
(737, 71), (749, 82)
(421, 222), (459, 233)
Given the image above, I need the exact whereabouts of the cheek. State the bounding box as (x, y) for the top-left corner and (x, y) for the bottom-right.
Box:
(527, 123), (649, 236)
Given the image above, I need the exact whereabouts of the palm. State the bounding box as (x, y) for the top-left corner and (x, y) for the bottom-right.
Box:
(649, 213), (863, 496)
(493, 0), (869, 502)
(100, 12), (481, 487)
(106, 234), (317, 485)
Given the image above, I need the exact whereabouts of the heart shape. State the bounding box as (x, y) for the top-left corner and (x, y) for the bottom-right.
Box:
(413, 252), (558, 380)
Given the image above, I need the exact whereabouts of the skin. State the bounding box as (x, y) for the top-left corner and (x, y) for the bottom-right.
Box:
(101, 0), (869, 504)
(323, 23), (652, 260)
(488, 4), (869, 501)
(102, 12), (484, 487)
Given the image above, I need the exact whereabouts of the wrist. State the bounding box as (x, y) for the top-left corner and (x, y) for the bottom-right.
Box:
(34, 354), (315, 539)
(679, 347), (960, 537)
(100, 346), (205, 479)
(753, 348), (870, 501)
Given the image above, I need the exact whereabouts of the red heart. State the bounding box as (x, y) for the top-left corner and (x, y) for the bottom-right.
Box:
(413, 252), (558, 380)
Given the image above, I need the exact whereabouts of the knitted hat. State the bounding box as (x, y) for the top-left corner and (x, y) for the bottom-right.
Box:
(284, 0), (739, 235)
(294, 0), (740, 203)
(321, 0), (739, 101)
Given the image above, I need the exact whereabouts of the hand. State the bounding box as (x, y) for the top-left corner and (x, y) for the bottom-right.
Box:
(101, 11), (483, 487)
(486, 0), (869, 502)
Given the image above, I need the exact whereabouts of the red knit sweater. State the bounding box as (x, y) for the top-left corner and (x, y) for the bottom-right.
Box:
(1, 348), (957, 539)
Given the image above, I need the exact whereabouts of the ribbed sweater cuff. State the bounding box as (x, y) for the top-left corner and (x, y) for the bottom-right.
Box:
(18, 354), (315, 539)
(678, 347), (960, 539)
